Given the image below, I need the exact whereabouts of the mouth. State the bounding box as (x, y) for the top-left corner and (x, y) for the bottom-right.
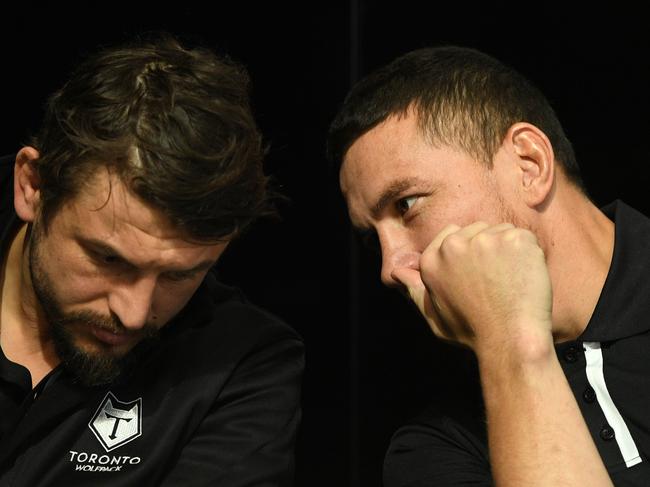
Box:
(90, 325), (136, 348)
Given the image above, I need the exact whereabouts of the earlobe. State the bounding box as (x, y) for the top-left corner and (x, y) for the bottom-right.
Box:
(14, 146), (42, 223)
(508, 123), (555, 208)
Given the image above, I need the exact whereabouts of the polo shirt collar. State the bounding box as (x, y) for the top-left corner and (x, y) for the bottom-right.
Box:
(579, 200), (650, 342)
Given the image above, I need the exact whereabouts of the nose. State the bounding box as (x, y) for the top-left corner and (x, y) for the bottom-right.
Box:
(108, 275), (157, 330)
(379, 235), (421, 288)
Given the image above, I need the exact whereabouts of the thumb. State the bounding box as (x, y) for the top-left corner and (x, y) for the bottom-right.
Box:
(391, 266), (426, 306)
(392, 266), (449, 340)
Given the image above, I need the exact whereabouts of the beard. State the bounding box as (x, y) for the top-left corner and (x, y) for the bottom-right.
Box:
(27, 223), (159, 387)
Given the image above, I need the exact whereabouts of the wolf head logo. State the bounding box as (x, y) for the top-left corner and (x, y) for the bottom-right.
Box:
(89, 392), (142, 452)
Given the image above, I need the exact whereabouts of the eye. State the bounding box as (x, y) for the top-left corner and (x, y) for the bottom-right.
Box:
(88, 249), (129, 270)
(396, 196), (418, 215)
(94, 252), (122, 266)
(102, 254), (120, 264)
(162, 271), (196, 283)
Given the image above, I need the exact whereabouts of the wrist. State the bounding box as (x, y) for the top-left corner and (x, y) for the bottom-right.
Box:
(474, 320), (555, 370)
(476, 324), (560, 415)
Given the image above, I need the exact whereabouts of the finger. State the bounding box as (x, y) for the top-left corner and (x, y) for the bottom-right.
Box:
(483, 224), (541, 246)
(480, 222), (516, 234)
(431, 222), (490, 251)
(454, 221), (491, 239)
(391, 266), (432, 321)
(391, 266), (446, 337)
(391, 266), (425, 303)
(427, 222), (489, 259)
(430, 223), (462, 250)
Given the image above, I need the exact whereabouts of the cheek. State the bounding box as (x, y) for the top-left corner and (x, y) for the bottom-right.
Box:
(37, 243), (107, 306)
(52, 274), (108, 309)
(408, 205), (446, 248)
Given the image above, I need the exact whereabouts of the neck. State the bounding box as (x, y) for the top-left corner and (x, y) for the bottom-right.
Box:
(1, 223), (60, 387)
(539, 188), (615, 343)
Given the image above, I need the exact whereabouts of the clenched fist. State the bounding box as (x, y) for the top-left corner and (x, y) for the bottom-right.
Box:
(391, 222), (554, 358)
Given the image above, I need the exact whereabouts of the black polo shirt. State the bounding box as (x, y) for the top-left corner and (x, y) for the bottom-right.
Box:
(384, 201), (650, 486)
(0, 154), (304, 486)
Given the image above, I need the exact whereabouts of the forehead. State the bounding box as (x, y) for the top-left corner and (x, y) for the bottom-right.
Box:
(339, 113), (492, 229)
(71, 169), (178, 239)
(56, 168), (225, 258)
(340, 113), (426, 196)
(339, 114), (435, 225)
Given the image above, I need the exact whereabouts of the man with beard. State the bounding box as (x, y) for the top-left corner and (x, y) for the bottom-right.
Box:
(0, 36), (303, 486)
(328, 46), (650, 485)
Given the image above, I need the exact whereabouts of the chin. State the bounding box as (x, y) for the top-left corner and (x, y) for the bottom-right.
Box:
(54, 333), (130, 386)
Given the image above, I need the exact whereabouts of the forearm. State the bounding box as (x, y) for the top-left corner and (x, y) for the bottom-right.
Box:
(477, 335), (612, 487)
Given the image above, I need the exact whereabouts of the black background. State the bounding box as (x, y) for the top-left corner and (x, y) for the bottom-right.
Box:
(2, 2), (649, 485)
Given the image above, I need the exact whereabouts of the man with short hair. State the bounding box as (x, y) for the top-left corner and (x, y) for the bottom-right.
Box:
(329, 46), (650, 485)
(0, 36), (303, 486)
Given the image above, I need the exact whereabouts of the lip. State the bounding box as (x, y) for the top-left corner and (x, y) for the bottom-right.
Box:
(90, 325), (134, 347)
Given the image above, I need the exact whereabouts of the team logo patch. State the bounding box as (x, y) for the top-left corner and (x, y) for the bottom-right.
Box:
(89, 392), (142, 452)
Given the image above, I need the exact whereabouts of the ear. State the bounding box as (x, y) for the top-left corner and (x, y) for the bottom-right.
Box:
(14, 146), (42, 223)
(504, 122), (555, 208)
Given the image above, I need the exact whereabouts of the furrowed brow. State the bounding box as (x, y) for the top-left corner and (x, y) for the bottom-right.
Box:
(82, 238), (134, 266)
(371, 178), (421, 219)
(177, 260), (216, 274)
(80, 238), (216, 273)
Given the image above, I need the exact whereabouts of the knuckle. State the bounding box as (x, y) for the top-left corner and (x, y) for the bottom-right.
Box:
(501, 228), (543, 255)
(472, 221), (490, 230)
(420, 245), (437, 269)
(504, 227), (534, 243)
(440, 233), (465, 254)
(471, 231), (493, 248)
(443, 223), (462, 233)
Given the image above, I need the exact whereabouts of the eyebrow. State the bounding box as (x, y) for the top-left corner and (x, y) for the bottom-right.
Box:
(80, 238), (216, 274)
(371, 177), (424, 219)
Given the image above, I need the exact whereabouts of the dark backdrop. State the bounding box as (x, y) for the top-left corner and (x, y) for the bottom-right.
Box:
(1, 2), (649, 486)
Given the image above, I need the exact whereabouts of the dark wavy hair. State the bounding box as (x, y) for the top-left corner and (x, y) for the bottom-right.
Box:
(328, 46), (584, 190)
(31, 34), (272, 242)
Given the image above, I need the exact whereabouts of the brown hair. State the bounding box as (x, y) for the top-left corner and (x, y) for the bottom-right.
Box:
(32, 34), (272, 241)
(328, 46), (584, 189)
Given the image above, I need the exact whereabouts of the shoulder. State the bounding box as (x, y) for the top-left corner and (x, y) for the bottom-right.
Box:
(384, 402), (492, 487)
(184, 271), (303, 347)
(132, 272), (303, 383)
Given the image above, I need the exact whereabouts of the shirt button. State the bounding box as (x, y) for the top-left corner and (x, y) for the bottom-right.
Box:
(564, 346), (579, 363)
(600, 425), (615, 441)
(583, 386), (597, 404)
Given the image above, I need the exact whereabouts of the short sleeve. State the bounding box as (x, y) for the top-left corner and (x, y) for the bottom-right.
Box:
(384, 412), (492, 487)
